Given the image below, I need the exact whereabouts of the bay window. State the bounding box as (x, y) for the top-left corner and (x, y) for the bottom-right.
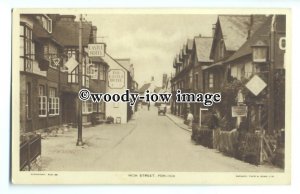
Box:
(20, 23), (35, 72)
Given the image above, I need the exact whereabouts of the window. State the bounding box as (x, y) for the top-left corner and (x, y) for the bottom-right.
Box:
(36, 15), (52, 33)
(26, 83), (32, 119)
(20, 23), (35, 72)
(219, 39), (224, 59)
(209, 73), (214, 89)
(99, 65), (106, 81)
(44, 43), (58, 66)
(48, 87), (59, 115)
(98, 101), (105, 113)
(89, 65), (98, 80)
(66, 49), (76, 59)
(253, 47), (268, 62)
(83, 75), (90, 88)
(38, 85), (47, 117)
(83, 100), (92, 114)
(93, 102), (98, 112)
(68, 66), (78, 83)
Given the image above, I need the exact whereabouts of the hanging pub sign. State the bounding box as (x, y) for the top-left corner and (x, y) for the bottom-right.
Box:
(108, 69), (125, 89)
(88, 43), (105, 57)
(232, 105), (248, 117)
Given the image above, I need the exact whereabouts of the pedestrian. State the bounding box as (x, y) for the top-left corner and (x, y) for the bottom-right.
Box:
(187, 111), (194, 129)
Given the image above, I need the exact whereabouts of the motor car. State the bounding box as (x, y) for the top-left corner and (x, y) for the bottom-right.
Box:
(158, 103), (167, 115)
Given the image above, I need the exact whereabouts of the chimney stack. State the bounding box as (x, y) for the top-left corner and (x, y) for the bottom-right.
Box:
(212, 24), (216, 37)
(92, 26), (97, 43)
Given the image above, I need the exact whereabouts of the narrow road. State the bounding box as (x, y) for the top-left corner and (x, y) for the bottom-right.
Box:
(91, 106), (282, 172)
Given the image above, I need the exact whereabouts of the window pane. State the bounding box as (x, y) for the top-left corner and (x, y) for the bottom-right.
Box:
(20, 25), (24, 36)
(20, 37), (24, 57)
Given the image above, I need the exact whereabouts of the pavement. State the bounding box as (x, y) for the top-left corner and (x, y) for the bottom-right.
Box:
(39, 105), (282, 172)
(165, 112), (192, 132)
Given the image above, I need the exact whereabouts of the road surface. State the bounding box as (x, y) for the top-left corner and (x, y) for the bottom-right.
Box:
(41, 105), (282, 172)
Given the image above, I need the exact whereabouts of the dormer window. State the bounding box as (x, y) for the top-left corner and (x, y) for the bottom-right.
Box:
(36, 15), (52, 33)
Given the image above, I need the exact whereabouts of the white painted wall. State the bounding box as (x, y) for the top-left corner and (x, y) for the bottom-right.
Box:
(103, 54), (128, 124)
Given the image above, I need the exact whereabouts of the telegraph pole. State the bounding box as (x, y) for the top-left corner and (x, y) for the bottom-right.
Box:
(77, 14), (83, 146)
(268, 15), (276, 134)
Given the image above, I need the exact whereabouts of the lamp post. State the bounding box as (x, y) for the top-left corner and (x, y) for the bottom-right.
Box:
(77, 14), (83, 146)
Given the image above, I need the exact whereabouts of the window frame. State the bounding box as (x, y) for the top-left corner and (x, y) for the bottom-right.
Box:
(48, 87), (59, 116)
(20, 22), (35, 72)
(26, 82), (32, 119)
(82, 100), (93, 114)
(209, 73), (214, 89)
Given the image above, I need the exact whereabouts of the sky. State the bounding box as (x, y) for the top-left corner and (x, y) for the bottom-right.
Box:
(86, 14), (218, 87)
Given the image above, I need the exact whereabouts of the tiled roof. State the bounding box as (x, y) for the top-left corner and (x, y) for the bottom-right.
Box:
(115, 58), (131, 72)
(225, 16), (272, 63)
(52, 17), (92, 47)
(194, 37), (213, 62)
(32, 21), (50, 39)
(139, 83), (151, 93)
(218, 15), (251, 51)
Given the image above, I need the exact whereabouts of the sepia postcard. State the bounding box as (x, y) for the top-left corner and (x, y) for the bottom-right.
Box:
(11, 8), (291, 184)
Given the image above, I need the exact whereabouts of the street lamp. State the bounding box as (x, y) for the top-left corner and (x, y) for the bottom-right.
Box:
(252, 40), (269, 63)
(251, 38), (274, 134)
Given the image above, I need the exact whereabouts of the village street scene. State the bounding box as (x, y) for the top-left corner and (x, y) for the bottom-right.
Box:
(18, 13), (286, 172)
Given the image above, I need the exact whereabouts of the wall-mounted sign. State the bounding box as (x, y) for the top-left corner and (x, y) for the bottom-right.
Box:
(108, 69), (125, 89)
(232, 106), (248, 117)
(88, 43), (105, 57)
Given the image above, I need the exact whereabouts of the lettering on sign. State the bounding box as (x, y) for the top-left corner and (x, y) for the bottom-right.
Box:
(232, 106), (248, 117)
(88, 43), (105, 57)
(108, 69), (125, 89)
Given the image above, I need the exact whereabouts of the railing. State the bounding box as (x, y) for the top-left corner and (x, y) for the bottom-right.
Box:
(20, 134), (41, 171)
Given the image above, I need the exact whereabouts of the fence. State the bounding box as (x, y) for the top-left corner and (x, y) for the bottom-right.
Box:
(191, 125), (283, 166)
(20, 134), (41, 170)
